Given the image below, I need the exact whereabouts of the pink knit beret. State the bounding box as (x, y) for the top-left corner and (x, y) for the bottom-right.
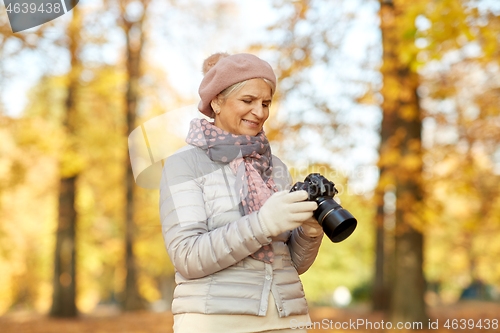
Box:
(198, 53), (277, 117)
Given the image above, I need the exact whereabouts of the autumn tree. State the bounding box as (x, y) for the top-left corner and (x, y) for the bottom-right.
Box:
(108, 0), (153, 311)
(49, 1), (84, 317)
(376, 0), (428, 325)
(419, 1), (500, 299)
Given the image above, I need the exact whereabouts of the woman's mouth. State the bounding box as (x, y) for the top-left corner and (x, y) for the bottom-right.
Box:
(242, 119), (259, 128)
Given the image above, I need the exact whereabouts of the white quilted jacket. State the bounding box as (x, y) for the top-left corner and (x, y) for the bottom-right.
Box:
(159, 144), (323, 317)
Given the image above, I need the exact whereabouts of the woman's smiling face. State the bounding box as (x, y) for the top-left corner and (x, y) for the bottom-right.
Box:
(211, 78), (272, 136)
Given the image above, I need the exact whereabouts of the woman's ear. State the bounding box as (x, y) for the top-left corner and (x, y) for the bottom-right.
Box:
(210, 98), (220, 113)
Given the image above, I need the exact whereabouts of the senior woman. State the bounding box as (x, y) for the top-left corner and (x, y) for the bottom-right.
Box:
(159, 52), (324, 333)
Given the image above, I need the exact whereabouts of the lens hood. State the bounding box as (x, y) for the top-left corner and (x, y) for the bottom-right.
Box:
(315, 199), (357, 243)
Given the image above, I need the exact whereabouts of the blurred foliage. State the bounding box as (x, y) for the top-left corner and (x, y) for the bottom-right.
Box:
(0, 61), (176, 313)
(0, 0), (499, 317)
(414, 0), (500, 303)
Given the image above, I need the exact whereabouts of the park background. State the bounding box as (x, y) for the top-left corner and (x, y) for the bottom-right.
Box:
(1, 0), (500, 332)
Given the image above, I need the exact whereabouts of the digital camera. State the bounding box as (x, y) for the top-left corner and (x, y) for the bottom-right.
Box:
(290, 173), (357, 243)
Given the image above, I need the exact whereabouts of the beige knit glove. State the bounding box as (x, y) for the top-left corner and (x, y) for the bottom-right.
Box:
(258, 190), (318, 238)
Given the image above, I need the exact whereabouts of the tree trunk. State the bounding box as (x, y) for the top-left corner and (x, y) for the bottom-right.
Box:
(391, 68), (427, 326)
(50, 1), (81, 317)
(378, 0), (428, 326)
(373, 0), (400, 313)
(120, 0), (149, 311)
(373, 187), (389, 311)
(50, 176), (78, 317)
(373, 105), (398, 311)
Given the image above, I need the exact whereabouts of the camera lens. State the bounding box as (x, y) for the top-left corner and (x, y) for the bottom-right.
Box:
(314, 198), (357, 243)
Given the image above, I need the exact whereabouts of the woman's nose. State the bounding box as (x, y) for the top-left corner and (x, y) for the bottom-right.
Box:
(252, 103), (264, 118)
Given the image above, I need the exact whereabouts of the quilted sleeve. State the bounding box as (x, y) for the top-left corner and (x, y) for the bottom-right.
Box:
(288, 227), (323, 275)
(159, 148), (271, 280)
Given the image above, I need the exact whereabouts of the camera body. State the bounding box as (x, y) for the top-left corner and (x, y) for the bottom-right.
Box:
(290, 173), (357, 243)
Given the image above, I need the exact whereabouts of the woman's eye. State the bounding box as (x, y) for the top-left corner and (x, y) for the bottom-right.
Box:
(243, 100), (251, 104)
(263, 104), (269, 108)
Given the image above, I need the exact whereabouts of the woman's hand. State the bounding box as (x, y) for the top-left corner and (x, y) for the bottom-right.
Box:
(258, 190), (318, 238)
(301, 216), (324, 238)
